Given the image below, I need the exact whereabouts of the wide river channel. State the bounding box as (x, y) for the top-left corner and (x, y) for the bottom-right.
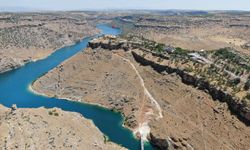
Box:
(0, 24), (154, 150)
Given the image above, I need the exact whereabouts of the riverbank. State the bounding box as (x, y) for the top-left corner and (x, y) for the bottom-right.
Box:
(29, 49), (160, 145)
(30, 47), (155, 133)
(29, 83), (147, 141)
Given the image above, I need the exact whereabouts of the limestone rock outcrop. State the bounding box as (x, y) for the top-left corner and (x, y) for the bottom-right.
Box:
(0, 104), (126, 150)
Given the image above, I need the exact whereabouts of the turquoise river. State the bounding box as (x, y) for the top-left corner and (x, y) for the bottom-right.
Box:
(0, 24), (155, 150)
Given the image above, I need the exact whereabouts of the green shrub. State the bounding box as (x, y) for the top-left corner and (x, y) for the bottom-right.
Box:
(228, 78), (241, 86)
(48, 110), (59, 116)
(245, 93), (250, 100)
(48, 111), (53, 115)
(244, 79), (250, 90)
(103, 135), (109, 143)
(184, 67), (193, 72)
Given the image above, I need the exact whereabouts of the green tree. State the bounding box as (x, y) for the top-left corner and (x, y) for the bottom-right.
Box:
(244, 79), (250, 90)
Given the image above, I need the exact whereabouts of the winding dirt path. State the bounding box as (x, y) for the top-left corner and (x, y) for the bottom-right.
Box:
(114, 53), (163, 149)
(115, 54), (163, 119)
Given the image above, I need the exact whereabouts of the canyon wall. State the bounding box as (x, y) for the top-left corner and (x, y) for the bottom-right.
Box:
(131, 51), (250, 124)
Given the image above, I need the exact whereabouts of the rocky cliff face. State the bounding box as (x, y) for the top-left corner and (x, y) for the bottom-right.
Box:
(149, 134), (170, 150)
(0, 55), (27, 73)
(89, 35), (129, 51)
(131, 51), (250, 124)
(87, 36), (250, 149)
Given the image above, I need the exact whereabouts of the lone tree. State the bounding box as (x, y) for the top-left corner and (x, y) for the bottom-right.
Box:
(244, 79), (250, 90)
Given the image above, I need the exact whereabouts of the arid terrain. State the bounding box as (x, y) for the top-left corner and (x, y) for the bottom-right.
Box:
(32, 45), (154, 131)
(113, 11), (250, 55)
(0, 104), (125, 150)
(1, 11), (250, 150)
(0, 12), (99, 73)
(32, 35), (250, 149)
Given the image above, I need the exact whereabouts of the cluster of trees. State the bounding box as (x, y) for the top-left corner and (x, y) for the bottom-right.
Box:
(142, 40), (165, 53)
(174, 47), (188, 55)
(214, 48), (250, 72)
(154, 43), (165, 53)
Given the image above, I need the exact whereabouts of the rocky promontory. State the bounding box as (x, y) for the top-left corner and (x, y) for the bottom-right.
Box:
(32, 36), (250, 150)
(0, 104), (126, 150)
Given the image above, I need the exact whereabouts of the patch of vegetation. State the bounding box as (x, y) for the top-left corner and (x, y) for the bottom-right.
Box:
(215, 48), (238, 60)
(245, 93), (250, 100)
(244, 79), (250, 90)
(228, 78), (241, 86)
(48, 111), (53, 115)
(154, 43), (165, 53)
(214, 48), (250, 71)
(128, 35), (166, 54)
(48, 110), (59, 116)
(173, 47), (188, 56)
(184, 66), (193, 72)
(142, 39), (165, 53)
